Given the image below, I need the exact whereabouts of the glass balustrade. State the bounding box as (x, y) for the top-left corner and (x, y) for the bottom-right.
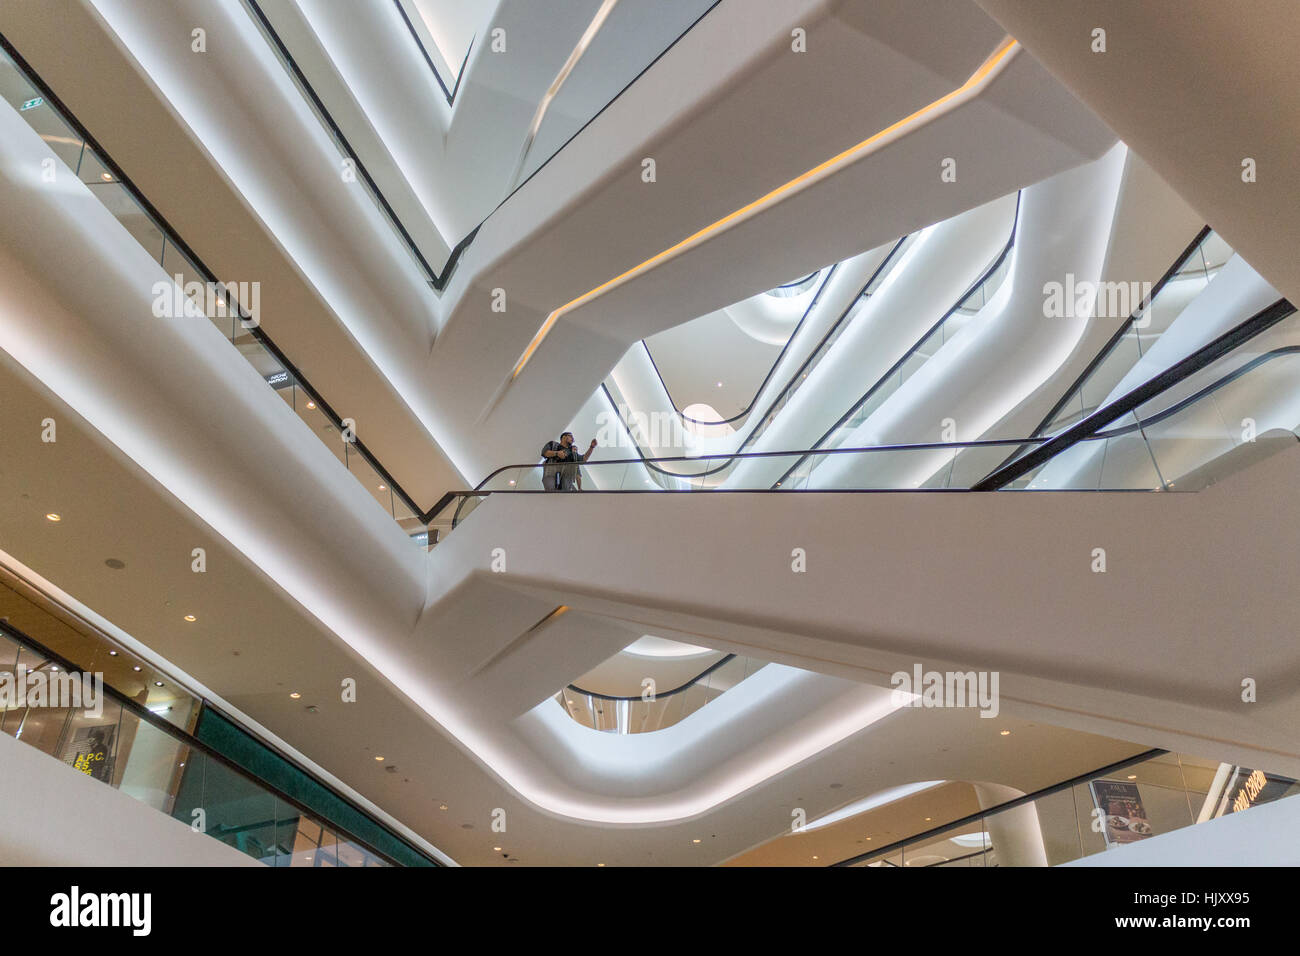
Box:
(0, 41), (431, 542)
(557, 654), (767, 735)
(0, 619), (420, 866)
(840, 749), (1298, 867)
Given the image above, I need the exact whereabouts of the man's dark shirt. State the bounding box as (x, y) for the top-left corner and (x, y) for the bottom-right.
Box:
(540, 440), (577, 463)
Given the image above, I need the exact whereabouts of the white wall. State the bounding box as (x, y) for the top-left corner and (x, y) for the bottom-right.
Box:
(0, 731), (258, 866)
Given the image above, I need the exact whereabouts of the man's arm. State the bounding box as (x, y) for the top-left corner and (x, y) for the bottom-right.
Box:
(577, 439), (597, 463)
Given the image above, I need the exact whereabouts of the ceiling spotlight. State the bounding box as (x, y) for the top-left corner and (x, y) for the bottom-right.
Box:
(692, 839), (701, 844)
(132, 666), (142, 672)
(597, 863), (605, 867)
(108, 651), (117, 656)
(999, 729), (1011, 736)
(153, 681), (163, 687)
(439, 804), (448, 811)
(45, 513), (61, 522)
(183, 615), (196, 622)
(812, 855), (819, 860)
(374, 755), (385, 761)
(289, 692), (301, 699)
(100, 172), (112, 182)
(924, 817), (931, 822)
(1127, 774), (1137, 780)
(305, 401), (316, 410)
(378, 484), (386, 491)
(493, 846), (502, 852)
(715, 381), (723, 388)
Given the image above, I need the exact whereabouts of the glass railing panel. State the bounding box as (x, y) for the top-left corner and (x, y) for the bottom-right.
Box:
(0, 619), (408, 865)
(344, 441), (398, 519)
(838, 750), (1300, 867)
(112, 707), (189, 814)
(1037, 230), (1235, 440)
(0, 42), (439, 543)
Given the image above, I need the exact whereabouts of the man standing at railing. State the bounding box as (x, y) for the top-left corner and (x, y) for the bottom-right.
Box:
(540, 432), (597, 491)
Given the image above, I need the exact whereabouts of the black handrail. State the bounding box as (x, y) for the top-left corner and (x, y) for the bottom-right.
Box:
(600, 235), (912, 478)
(391, 0), (472, 105)
(772, 191), (1022, 488)
(972, 298), (1297, 490)
(241, 0), (473, 292)
(567, 654), (739, 702)
(1091, 345), (1300, 439)
(471, 437), (1048, 492)
(829, 748), (1166, 867)
(639, 264), (838, 426)
(1021, 226), (1213, 445)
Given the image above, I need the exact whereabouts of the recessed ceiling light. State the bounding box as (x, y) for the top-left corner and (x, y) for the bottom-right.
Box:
(812, 855), (818, 860)
(305, 401), (316, 410)
(1127, 774), (1137, 780)
(104, 558), (126, 570)
(1000, 729), (1011, 736)
(45, 513), (61, 522)
(493, 846), (502, 852)
(108, 650), (117, 656)
(132, 666), (142, 672)
(374, 755), (385, 761)
(692, 839), (701, 844)
(597, 863), (605, 867)
(183, 615), (196, 622)
(289, 692), (301, 699)
(715, 382), (723, 387)
(924, 817), (931, 822)
(153, 681), (163, 687)
(100, 172), (112, 182)
(378, 485), (386, 491)
(439, 804), (448, 811)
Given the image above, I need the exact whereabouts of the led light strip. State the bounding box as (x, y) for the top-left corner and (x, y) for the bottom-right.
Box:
(509, 36), (1021, 382)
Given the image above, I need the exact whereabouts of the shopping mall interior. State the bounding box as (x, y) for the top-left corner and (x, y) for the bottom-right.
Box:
(1, 0), (1298, 868)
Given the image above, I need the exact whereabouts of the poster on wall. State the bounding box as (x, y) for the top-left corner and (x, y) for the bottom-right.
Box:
(1089, 779), (1154, 846)
(60, 725), (116, 783)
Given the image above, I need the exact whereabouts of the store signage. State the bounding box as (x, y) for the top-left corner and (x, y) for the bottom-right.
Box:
(1218, 766), (1296, 816)
(20, 97), (43, 111)
(1090, 779), (1154, 846)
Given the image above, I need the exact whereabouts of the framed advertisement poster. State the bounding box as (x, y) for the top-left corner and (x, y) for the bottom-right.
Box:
(60, 724), (116, 784)
(1089, 779), (1154, 846)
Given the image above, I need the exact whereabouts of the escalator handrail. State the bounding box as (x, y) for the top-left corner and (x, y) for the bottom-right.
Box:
(771, 191), (1022, 489)
(972, 298), (1298, 490)
(1090, 345), (1300, 439)
(470, 437), (1049, 492)
(828, 747), (1167, 867)
(597, 233), (941, 481)
(982, 227), (1214, 480)
(639, 263), (840, 427)
(566, 653), (740, 703)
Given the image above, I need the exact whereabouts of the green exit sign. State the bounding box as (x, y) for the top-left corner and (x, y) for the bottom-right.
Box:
(20, 97), (44, 111)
